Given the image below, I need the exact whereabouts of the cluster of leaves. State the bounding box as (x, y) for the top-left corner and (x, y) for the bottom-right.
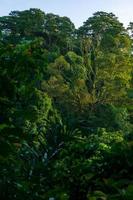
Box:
(0, 9), (133, 200)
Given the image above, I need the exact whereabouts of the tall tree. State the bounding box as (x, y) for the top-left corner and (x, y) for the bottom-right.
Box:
(78, 12), (132, 104)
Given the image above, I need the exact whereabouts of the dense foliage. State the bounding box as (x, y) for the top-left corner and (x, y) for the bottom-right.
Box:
(0, 9), (133, 200)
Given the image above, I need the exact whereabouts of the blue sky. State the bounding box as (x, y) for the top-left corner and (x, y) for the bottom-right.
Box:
(0, 0), (133, 27)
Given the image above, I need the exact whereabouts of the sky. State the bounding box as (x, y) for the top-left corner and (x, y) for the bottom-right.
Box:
(0, 0), (133, 28)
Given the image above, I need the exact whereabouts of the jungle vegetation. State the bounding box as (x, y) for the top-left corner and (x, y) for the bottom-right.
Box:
(0, 9), (133, 200)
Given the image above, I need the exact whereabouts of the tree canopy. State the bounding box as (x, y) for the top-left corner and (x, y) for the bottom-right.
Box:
(0, 9), (133, 200)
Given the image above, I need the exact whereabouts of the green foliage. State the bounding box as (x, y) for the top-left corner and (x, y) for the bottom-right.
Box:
(0, 8), (133, 200)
